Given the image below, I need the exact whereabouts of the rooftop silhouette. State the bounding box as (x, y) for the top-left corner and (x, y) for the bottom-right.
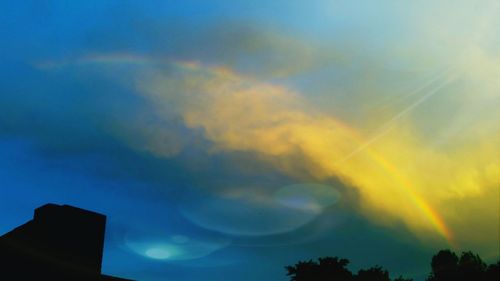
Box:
(0, 203), (132, 280)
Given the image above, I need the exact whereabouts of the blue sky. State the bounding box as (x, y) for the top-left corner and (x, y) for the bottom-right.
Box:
(1, 1), (499, 280)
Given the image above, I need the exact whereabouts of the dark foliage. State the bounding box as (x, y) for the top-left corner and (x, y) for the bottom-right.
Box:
(285, 257), (353, 281)
(356, 266), (390, 281)
(286, 258), (409, 281)
(393, 276), (413, 281)
(286, 249), (499, 281)
(427, 250), (498, 281)
(485, 262), (499, 281)
(427, 250), (459, 281)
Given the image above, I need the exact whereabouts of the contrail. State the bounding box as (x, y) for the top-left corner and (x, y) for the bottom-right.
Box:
(337, 70), (459, 164)
(369, 66), (453, 113)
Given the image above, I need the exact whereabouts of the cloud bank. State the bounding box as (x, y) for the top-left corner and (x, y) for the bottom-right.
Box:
(134, 60), (498, 247)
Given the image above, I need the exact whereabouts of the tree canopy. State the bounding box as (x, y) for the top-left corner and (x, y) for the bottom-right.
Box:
(286, 249), (499, 281)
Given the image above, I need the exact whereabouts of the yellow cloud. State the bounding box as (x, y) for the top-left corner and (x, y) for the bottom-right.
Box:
(136, 62), (499, 248)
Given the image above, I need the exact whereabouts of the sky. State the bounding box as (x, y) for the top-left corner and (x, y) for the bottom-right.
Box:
(0, 1), (499, 280)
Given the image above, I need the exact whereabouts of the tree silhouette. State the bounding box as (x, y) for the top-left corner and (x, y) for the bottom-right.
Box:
(426, 250), (498, 281)
(426, 250), (459, 281)
(485, 262), (499, 281)
(393, 276), (413, 281)
(355, 266), (390, 281)
(285, 258), (411, 281)
(285, 257), (353, 281)
(286, 249), (498, 281)
(285, 260), (321, 281)
(458, 251), (487, 281)
(318, 257), (353, 281)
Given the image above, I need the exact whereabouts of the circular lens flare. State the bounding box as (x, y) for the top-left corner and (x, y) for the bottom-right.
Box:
(145, 247), (172, 259)
(180, 194), (319, 236)
(124, 232), (230, 261)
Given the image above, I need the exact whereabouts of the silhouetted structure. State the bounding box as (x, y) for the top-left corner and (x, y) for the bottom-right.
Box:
(0, 203), (132, 280)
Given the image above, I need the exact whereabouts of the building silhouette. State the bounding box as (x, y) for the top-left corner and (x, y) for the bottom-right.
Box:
(0, 203), (132, 280)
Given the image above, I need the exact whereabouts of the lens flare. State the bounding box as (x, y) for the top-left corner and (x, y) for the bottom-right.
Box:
(145, 247), (172, 260)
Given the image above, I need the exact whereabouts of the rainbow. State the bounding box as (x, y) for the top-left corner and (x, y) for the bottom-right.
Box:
(335, 120), (455, 247)
(365, 150), (455, 246)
